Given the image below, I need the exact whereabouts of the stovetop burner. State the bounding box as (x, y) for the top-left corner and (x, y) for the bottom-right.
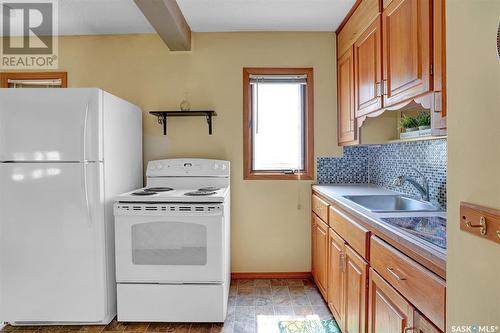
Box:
(144, 187), (174, 192)
(131, 191), (158, 196)
(185, 190), (217, 196)
(198, 186), (220, 192)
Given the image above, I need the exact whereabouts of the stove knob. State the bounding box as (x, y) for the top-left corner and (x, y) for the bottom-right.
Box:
(150, 165), (156, 170)
(157, 163), (163, 169)
(214, 164), (219, 169)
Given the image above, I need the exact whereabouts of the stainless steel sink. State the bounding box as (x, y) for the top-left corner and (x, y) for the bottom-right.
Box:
(342, 195), (442, 213)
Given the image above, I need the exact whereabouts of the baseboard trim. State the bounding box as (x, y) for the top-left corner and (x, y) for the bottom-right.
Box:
(231, 272), (312, 279)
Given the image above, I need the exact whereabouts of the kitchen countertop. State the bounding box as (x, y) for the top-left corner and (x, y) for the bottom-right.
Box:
(312, 184), (447, 279)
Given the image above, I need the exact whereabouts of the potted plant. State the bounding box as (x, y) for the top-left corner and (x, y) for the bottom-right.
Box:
(416, 111), (432, 136)
(399, 114), (420, 139)
(400, 114), (419, 130)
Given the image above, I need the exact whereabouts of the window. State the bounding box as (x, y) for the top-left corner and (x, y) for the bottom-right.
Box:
(0, 72), (67, 88)
(243, 68), (314, 180)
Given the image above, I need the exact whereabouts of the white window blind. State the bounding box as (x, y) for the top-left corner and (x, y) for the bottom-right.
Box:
(250, 75), (307, 172)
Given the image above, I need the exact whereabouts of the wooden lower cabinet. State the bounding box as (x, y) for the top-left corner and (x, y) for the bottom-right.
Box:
(312, 214), (329, 299)
(368, 268), (414, 333)
(413, 311), (441, 333)
(327, 229), (345, 326)
(312, 193), (445, 333)
(344, 245), (368, 333)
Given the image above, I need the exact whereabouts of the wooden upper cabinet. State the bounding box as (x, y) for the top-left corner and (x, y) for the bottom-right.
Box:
(344, 245), (368, 333)
(354, 15), (383, 117)
(337, 48), (357, 145)
(382, 0), (432, 107)
(313, 215), (329, 298)
(368, 268), (414, 333)
(327, 229), (345, 326)
(337, 0), (380, 58)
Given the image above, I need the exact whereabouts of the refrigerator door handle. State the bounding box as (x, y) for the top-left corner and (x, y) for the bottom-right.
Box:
(82, 102), (89, 162)
(82, 161), (92, 227)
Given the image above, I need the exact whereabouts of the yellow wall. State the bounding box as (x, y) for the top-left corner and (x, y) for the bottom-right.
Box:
(56, 32), (340, 272)
(446, 0), (500, 328)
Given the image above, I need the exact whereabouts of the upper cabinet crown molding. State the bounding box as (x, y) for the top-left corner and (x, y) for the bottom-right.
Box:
(336, 0), (447, 146)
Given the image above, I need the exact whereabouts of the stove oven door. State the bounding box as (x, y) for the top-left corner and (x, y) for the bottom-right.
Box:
(114, 203), (225, 283)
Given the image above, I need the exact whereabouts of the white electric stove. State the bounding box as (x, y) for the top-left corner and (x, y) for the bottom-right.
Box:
(113, 159), (230, 322)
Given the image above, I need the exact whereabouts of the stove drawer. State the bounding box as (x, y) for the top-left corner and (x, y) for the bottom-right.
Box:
(117, 283), (228, 322)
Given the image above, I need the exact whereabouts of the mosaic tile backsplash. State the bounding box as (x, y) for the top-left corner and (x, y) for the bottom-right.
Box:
(317, 139), (447, 209)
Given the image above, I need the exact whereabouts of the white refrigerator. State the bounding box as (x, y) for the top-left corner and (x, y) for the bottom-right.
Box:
(0, 89), (143, 325)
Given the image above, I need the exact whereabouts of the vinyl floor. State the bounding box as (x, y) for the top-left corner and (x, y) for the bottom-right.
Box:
(1, 278), (332, 333)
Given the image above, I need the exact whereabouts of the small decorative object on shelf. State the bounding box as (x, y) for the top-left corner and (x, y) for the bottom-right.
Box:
(150, 110), (216, 135)
(180, 98), (191, 111)
(399, 111), (432, 139)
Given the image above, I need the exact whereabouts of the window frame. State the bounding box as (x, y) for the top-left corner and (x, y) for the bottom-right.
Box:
(243, 67), (314, 180)
(0, 72), (67, 88)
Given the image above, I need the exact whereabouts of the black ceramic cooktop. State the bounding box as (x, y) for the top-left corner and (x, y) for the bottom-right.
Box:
(381, 216), (447, 249)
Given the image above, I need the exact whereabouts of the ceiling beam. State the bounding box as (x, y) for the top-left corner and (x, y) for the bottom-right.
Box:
(134, 0), (191, 51)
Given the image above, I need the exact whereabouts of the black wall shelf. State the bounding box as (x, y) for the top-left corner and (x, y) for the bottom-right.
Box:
(150, 110), (217, 135)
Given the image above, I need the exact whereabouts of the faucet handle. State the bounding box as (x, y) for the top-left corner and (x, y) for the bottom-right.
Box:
(391, 175), (404, 186)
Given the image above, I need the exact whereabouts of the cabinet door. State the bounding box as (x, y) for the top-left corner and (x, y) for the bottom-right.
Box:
(413, 311), (442, 333)
(311, 215), (318, 281)
(337, 47), (357, 145)
(344, 245), (368, 333)
(327, 228), (345, 326)
(382, 0), (431, 107)
(313, 216), (329, 299)
(354, 15), (382, 117)
(368, 268), (414, 333)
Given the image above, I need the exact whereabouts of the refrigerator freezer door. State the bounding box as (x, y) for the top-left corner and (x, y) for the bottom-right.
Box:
(0, 162), (108, 323)
(0, 89), (102, 162)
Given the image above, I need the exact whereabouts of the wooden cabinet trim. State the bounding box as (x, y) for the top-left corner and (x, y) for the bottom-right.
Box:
(370, 236), (446, 331)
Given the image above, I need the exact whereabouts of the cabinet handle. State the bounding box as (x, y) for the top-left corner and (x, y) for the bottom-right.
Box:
(382, 80), (388, 96)
(340, 252), (346, 273)
(376, 82), (382, 97)
(387, 267), (407, 281)
(404, 327), (414, 333)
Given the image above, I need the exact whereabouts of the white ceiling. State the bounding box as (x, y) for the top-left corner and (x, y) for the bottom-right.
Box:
(176, 0), (356, 32)
(2, 0), (355, 36)
(57, 0), (154, 35)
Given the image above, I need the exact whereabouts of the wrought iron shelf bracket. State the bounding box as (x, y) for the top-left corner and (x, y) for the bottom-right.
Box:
(150, 110), (217, 135)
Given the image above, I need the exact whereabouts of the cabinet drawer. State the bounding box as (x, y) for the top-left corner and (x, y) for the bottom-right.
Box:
(312, 194), (329, 223)
(370, 236), (445, 331)
(329, 205), (370, 259)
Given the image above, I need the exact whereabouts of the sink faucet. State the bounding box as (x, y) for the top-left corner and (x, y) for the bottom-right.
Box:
(391, 168), (430, 202)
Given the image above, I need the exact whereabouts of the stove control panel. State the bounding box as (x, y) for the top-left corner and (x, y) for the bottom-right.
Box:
(146, 158), (230, 177)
